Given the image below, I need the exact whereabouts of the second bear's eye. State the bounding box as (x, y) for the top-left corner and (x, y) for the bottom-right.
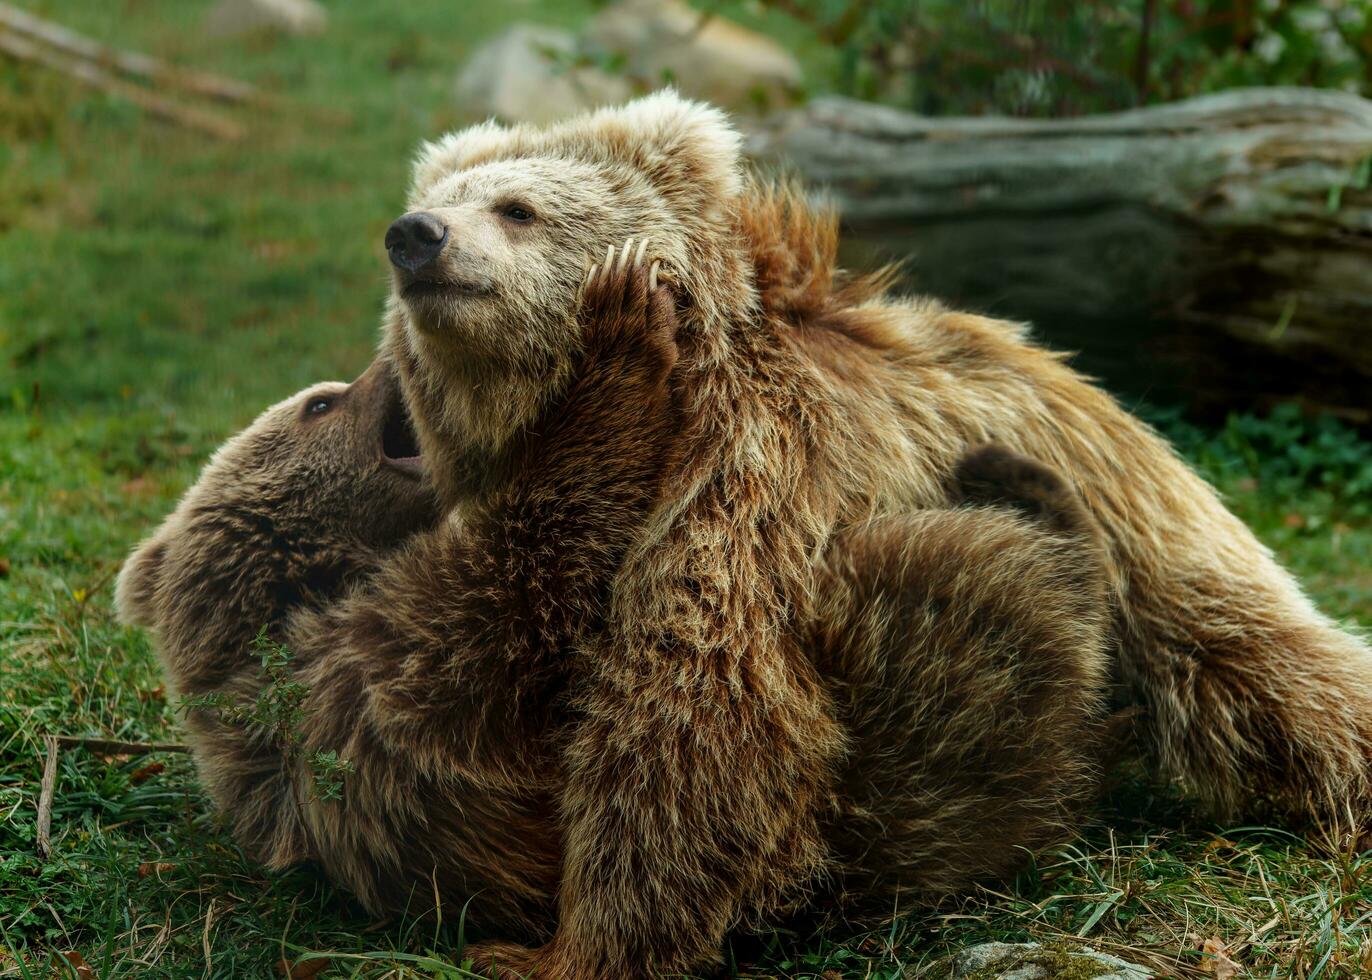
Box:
(501, 204), (535, 223)
(305, 397), (333, 417)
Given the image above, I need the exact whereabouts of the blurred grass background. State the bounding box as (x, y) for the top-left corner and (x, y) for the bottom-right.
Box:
(1, 0), (1371, 977)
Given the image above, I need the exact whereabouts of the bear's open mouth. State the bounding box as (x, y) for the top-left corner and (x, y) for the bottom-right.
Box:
(380, 382), (423, 479)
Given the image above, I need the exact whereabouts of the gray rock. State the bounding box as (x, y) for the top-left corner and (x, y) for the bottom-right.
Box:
(922, 941), (1154, 980)
(205, 0), (327, 38)
(453, 24), (631, 125)
(583, 0), (801, 112)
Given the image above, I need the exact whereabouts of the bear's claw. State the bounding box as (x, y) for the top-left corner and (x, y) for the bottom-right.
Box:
(585, 236), (663, 293)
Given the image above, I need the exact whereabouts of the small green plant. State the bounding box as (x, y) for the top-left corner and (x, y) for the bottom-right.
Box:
(309, 748), (355, 803)
(180, 628), (354, 803)
(1153, 403), (1372, 522)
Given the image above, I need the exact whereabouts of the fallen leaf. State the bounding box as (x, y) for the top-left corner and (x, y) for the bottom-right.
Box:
(55, 951), (95, 979)
(129, 761), (165, 785)
(253, 241), (294, 261)
(1202, 937), (1240, 979)
(138, 684), (166, 704)
(277, 956), (330, 978)
(120, 476), (154, 497)
(0, 557), (10, 577)
(137, 861), (175, 878)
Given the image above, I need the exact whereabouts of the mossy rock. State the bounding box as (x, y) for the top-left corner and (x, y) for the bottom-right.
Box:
(919, 941), (1153, 980)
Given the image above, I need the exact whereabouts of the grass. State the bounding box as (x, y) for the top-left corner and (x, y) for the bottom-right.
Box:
(1, 1), (1370, 976)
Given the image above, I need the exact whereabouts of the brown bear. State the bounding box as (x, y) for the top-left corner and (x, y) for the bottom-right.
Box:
(359, 91), (1372, 976)
(115, 255), (684, 936)
(816, 442), (1116, 913)
(118, 251), (1116, 973)
(114, 359), (442, 871)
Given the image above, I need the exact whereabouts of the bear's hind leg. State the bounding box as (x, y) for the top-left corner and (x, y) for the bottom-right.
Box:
(1123, 574), (1372, 826)
(813, 448), (1115, 910)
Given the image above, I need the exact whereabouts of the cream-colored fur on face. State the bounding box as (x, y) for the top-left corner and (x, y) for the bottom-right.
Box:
(383, 90), (755, 506)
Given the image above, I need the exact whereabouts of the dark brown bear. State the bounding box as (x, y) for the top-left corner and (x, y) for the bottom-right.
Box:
(114, 360), (442, 868)
(117, 248), (685, 937)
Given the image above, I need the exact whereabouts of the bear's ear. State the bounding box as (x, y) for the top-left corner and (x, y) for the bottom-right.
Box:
(409, 120), (517, 201)
(573, 88), (742, 204)
(115, 535), (169, 629)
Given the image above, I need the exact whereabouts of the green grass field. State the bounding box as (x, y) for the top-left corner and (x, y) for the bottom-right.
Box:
(2, 1), (1371, 976)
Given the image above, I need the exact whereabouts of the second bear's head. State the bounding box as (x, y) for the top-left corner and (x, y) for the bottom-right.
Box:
(381, 91), (753, 499)
(115, 357), (441, 644)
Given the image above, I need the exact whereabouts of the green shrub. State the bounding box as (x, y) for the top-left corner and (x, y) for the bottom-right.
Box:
(1153, 402), (1372, 519)
(761, 0), (1372, 115)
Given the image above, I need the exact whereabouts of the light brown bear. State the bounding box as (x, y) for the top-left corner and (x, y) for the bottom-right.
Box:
(118, 252), (1116, 971)
(359, 91), (1372, 976)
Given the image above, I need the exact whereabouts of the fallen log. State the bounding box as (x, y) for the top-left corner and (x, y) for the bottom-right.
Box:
(749, 87), (1372, 422)
(0, 2), (256, 103)
(0, 30), (245, 140)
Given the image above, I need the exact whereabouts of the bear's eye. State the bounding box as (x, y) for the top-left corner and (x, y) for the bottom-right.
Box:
(501, 204), (535, 224)
(304, 396), (334, 417)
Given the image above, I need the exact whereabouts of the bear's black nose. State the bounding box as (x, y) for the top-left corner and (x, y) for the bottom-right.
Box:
(385, 212), (449, 275)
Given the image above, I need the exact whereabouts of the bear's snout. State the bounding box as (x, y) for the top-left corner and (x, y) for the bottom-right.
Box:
(385, 212), (448, 277)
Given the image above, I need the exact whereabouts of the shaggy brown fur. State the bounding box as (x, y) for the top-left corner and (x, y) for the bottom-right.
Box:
(815, 444), (1113, 912)
(118, 250), (685, 938)
(119, 245), (1116, 974)
(732, 179), (1372, 827)
(115, 360), (441, 861)
(352, 92), (1372, 977)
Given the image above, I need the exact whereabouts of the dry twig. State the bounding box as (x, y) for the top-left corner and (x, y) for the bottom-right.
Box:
(34, 735), (189, 859)
(52, 735), (190, 755)
(35, 735), (58, 860)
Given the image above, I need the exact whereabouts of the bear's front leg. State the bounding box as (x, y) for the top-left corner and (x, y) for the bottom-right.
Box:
(286, 238), (683, 777)
(464, 628), (844, 980)
(465, 249), (846, 979)
(272, 240), (687, 929)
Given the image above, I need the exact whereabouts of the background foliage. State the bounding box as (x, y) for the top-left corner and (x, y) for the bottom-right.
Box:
(764, 0), (1372, 114)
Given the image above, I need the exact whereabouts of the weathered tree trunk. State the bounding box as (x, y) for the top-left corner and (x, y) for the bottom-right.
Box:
(748, 87), (1372, 422)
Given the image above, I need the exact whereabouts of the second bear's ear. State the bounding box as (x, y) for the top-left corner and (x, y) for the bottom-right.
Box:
(114, 536), (169, 629)
(409, 120), (517, 201)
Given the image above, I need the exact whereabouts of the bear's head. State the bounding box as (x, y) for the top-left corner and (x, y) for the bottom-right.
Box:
(380, 90), (755, 505)
(115, 358), (440, 648)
